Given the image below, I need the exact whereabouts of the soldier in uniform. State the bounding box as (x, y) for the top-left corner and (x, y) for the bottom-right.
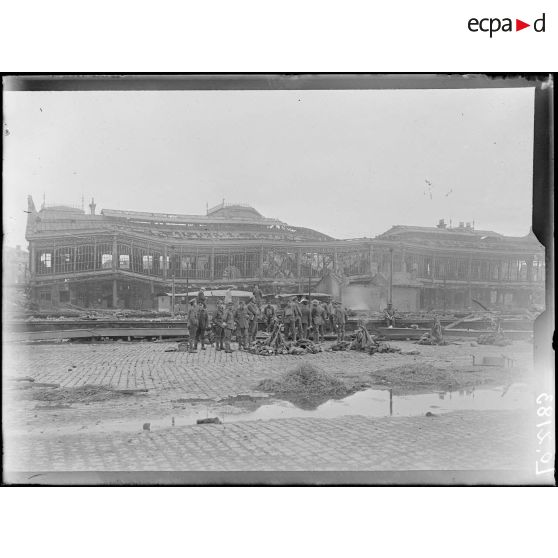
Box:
(196, 301), (209, 350)
(234, 300), (249, 349)
(222, 301), (235, 353)
(283, 297), (297, 342)
(246, 296), (259, 343)
(300, 298), (311, 339)
(311, 299), (323, 343)
(263, 301), (275, 332)
(187, 299), (199, 352)
(212, 300), (225, 350)
(334, 301), (347, 342)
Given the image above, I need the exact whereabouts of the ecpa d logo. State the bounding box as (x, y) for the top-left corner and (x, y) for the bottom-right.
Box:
(468, 13), (546, 37)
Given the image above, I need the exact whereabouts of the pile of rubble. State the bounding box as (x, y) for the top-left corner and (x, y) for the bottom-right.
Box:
(246, 323), (323, 356)
(330, 326), (401, 355)
(477, 332), (512, 346)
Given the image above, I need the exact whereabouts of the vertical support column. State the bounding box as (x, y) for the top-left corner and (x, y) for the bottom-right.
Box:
(467, 253), (472, 308)
(259, 245), (264, 274)
(112, 236), (117, 273)
(368, 244), (373, 274)
(112, 279), (118, 308)
(93, 239), (97, 271)
(30, 244), (36, 275)
(210, 246), (215, 281)
(162, 245), (168, 280)
(73, 245), (77, 274)
(297, 248), (302, 280)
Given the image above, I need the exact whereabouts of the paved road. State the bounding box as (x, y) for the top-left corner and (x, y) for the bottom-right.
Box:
(3, 340), (541, 480)
(5, 410), (535, 474)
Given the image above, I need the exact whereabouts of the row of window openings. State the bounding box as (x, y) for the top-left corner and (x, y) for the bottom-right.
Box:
(39, 253), (196, 271)
(38, 252), (544, 277)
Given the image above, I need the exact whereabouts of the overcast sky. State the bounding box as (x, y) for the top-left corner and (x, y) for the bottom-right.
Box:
(3, 86), (535, 248)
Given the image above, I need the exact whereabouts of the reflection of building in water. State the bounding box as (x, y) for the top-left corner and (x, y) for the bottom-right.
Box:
(25, 197), (545, 311)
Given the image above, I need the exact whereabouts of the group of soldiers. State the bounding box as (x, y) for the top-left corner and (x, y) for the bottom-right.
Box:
(185, 286), (347, 353)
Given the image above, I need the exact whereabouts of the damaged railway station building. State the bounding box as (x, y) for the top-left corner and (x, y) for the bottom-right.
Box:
(25, 196), (545, 313)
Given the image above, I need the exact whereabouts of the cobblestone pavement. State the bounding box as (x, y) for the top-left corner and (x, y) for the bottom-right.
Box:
(5, 410), (534, 473)
(3, 340), (537, 475)
(4, 339), (533, 400)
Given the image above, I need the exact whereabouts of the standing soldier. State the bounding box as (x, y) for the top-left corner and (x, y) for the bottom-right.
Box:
(187, 299), (199, 352)
(384, 304), (396, 327)
(300, 298), (311, 339)
(234, 300), (249, 350)
(283, 297), (297, 342)
(196, 302), (209, 350)
(263, 300), (275, 332)
(222, 301), (235, 353)
(212, 300), (225, 351)
(247, 296), (259, 343)
(311, 299), (323, 343)
(334, 301), (347, 342)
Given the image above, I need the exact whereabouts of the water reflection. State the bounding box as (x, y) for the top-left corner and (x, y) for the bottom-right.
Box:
(61, 383), (533, 434)
(227, 383), (532, 423)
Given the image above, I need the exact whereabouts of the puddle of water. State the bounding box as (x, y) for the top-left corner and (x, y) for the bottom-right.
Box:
(228, 384), (532, 422)
(53, 383), (532, 435)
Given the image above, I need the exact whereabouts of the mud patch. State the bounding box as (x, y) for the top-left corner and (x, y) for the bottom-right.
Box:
(369, 363), (525, 393)
(25, 385), (135, 404)
(171, 397), (218, 404)
(257, 363), (369, 410)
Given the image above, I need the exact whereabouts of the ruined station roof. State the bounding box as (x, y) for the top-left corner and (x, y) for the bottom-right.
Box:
(25, 197), (333, 242)
(377, 224), (542, 251)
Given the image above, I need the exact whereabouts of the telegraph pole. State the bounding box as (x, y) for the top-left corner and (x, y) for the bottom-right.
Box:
(171, 273), (175, 317)
(388, 247), (394, 309)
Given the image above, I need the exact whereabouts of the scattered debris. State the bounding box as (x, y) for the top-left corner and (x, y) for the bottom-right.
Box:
(425, 411), (437, 417)
(245, 322), (323, 355)
(196, 417), (221, 425)
(143, 423), (151, 431)
(416, 333), (448, 345)
(330, 327), (401, 354)
(477, 332), (512, 346)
